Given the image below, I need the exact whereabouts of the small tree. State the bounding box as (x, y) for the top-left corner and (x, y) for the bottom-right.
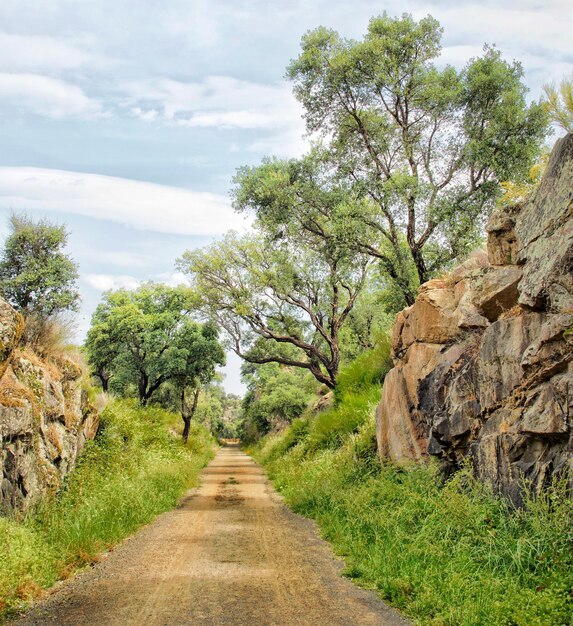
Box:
(85, 283), (225, 442)
(0, 213), (80, 316)
(170, 321), (226, 443)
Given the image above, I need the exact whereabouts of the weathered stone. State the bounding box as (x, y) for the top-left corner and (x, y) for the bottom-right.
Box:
(0, 299), (23, 380)
(377, 368), (424, 463)
(486, 204), (519, 266)
(517, 133), (573, 312)
(377, 133), (573, 504)
(478, 313), (545, 411)
(401, 280), (459, 346)
(473, 266), (522, 322)
(0, 299), (99, 513)
(520, 380), (569, 435)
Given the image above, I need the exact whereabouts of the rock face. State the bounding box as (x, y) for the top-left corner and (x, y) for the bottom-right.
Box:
(0, 302), (98, 513)
(377, 134), (573, 504)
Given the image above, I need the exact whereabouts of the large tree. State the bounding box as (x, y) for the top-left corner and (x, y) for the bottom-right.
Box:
(178, 229), (371, 389)
(283, 13), (548, 305)
(85, 283), (223, 409)
(0, 213), (80, 316)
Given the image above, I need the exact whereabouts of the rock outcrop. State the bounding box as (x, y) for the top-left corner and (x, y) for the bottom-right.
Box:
(377, 134), (573, 504)
(0, 302), (98, 513)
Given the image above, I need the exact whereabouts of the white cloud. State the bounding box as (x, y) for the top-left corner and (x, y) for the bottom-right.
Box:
(154, 271), (189, 287)
(83, 273), (141, 291)
(248, 127), (309, 158)
(0, 33), (92, 72)
(123, 75), (305, 131)
(438, 45), (485, 69)
(97, 251), (151, 268)
(433, 3), (573, 95)
(0, 167), (250, 235)
(0, 73), (102, 119)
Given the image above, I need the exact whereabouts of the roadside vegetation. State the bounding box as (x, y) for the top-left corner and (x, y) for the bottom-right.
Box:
(250, 358), (573, 626)
(0, 399), (215, 619)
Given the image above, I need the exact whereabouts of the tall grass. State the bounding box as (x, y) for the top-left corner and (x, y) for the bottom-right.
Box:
(0, 399), (215, 618)
(253, 404), (573, 625)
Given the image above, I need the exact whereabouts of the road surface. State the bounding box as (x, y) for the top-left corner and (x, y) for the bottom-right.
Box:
(11, 445), (409, 626)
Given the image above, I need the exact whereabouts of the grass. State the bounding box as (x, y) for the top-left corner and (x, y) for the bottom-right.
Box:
(252, 396), (573, 626)
(0, 398), (216, 619)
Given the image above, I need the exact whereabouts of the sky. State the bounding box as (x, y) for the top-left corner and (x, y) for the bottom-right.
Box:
(0, 0), (571, 394)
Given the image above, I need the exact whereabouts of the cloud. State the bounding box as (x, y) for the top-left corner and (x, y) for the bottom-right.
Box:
(0, 73), (102, 119)
(0, 33), (93, 72)
(154, 271), (189, 287)
(248, 127), (309, 158)
(83, 274), (141, 291)
(96, 251), (151, 268)
(123, 75), (305, 131)
(0, 167), (250, 235)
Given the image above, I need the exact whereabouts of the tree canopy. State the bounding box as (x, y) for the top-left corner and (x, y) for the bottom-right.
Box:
(278, 13), (548, 304)
(544, 76), (573, 133)
(178, 227), (371, 389)
(0, 213), (80, 316)
(85, 283), (224, 412)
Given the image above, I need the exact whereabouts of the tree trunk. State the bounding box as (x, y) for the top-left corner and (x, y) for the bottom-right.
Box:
(97, 369), (110, 392)
(138, 372), (148, 405)
(181, 386), (201, 444)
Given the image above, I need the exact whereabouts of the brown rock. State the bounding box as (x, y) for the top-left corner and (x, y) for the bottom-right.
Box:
(377, 134), (573, 504)
(473, 266), (522, 322)
(377, 368), (425, 463)
(486, 204), (519, 266)
(401, 280), (459, 346)
(516, 133), (573, 312)
(0, 299), (23, 380)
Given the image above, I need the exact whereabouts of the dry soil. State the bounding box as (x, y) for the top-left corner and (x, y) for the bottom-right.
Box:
(11, 445), (409, 626)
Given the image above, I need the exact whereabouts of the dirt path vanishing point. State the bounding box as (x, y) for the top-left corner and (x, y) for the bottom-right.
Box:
(11, 445), (410, 626)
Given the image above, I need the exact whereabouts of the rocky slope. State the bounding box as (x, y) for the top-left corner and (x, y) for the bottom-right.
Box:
(0, 300), (98, 513)
(377, 134), (573, 504)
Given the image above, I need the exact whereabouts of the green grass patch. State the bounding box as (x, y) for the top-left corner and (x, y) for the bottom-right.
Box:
(253, 397), (573, 626)
(0, 399), (215, 619)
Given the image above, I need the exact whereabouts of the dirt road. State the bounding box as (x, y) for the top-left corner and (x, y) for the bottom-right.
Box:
(12, 445), (409, 626)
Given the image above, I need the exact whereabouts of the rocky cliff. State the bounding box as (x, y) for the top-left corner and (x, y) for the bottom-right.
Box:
(0, 300), (99, 513)
(377, 133), (573, 504)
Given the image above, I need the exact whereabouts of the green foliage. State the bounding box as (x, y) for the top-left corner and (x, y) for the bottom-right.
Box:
(0, 213), (79, 317)
(253, 401), (573, 625)
(336, 332), (392, 396)
(0, 399), (215, 617)
(179, 230), (370, 389)
(188, 384), (242, 438)
(85, 283), (224, 405)
(240, 361), (316, 442)
(285, 14), (549, 304)
(544, 75), (573, 133)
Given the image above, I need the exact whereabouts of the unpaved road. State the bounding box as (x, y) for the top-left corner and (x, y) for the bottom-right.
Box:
(11, 445), (409, 626)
